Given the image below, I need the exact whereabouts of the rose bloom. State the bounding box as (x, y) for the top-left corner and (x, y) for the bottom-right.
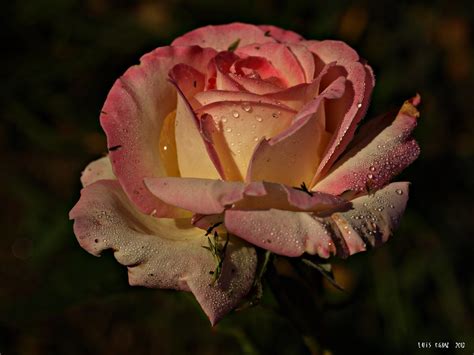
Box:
(70, 23), (420, 324)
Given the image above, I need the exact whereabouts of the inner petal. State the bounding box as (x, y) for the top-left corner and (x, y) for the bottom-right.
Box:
(196, 101), (296, 179)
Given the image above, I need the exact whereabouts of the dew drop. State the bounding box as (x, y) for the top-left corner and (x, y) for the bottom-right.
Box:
(241, 102), (252, 112)
(232, 110), (240, 118)
(367, 173), (374, 179)
(395, 189), (403, 195)
(389, 204), (395, 209)
(226, 127), (232, 133)
(255, 115), (263, 122)
(222, 117), (228, 123)
(163, 145), (168, 151)
(357, 102), (362, 108)
(369, 166), (376, 172)
(253, 136), (259, 142)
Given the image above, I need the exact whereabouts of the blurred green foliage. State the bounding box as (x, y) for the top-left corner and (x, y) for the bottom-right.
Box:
(1, 0), (473, 354)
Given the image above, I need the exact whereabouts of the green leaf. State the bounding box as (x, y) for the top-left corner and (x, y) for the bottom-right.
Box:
(228, 38), (241, 51)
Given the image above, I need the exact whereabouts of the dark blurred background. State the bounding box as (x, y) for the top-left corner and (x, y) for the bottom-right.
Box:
(1, 0), (473, 354)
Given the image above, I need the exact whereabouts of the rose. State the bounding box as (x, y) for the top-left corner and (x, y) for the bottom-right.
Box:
(70, 23), (420, 325)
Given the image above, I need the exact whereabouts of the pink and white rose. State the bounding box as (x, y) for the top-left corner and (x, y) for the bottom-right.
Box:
(70, 23), (420, 324)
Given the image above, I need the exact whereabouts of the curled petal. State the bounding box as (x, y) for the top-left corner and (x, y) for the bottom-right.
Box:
(101, 46), (217, 216)
(194, 90), (290, 109)
(315, 96), (421, 195)
(286, 43), (316, 82)
(145, 177), (348, 215)
(303, 40), (375, 181)
(145, 177), (266, 215)
(69, 180), (257, 325)
(227, 73), (284, 94)
(236, 43), (306, 86)
(329, 182), (411, 257)
(172, 22), (276, 51)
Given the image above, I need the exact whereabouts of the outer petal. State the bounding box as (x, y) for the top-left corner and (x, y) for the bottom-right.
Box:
(329, 182), (411, 257)
(246, 77), (346, 187)
(225, 209), (336, 258)
(145, 177), (266, 215)
(258, 25), (305, 43)
(303, 40), (375, 181)
(80, 156), (115, 187)
(224, 182), (410, 258)
(315, 96), (421, 195)
(172, 23), (276, 51)
(100, 46), (217, 216)
(69, 180), (257, 325)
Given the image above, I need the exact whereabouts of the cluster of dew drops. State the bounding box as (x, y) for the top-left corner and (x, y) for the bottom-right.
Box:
(219, 101), (282, 154)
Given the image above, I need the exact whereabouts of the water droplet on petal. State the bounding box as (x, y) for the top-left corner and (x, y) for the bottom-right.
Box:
(232, 110), (240, 118)
(367, 173), (374, 179)
(222, 117), (228, 123)
(395, 189), (403, 195)
(226, 127), (232, 133)
(369, 166), (376, 172)
(255, 115), (263, 122)
(357, 102), (362, 108)
(241, 102), (252, 112)
(253, 136), (259, 142)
